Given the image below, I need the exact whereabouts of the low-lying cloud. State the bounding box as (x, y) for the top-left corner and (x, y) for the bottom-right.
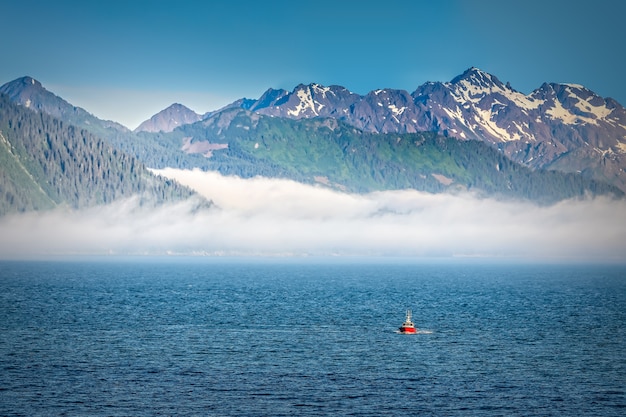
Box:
(1, 168), (625, 261)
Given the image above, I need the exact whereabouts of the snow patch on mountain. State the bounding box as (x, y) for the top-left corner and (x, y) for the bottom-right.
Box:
(312, 83), (334, 98)
(506, 90), (544, 111)
(287, 87), (318, 117)
(570, 95), (614, 125)
(442, 106), (464, 124)
(546, 98), (581, 125)
(473, 108), (520, 142)
(450, 76), (543, 111)
(389, 104), (406, 116)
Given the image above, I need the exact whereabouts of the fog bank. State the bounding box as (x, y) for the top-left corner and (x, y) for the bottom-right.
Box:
(1, 168), (625, 261)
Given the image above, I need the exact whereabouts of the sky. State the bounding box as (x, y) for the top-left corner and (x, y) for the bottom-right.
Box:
(1, 0), (625, 130)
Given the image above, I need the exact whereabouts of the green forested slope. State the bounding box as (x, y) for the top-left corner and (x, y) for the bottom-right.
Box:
(0, 94), (198, 216)
(164, 109), (623, 203)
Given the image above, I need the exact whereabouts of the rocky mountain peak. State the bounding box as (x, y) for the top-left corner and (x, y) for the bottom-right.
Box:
(451, 67), (503, 87)
(134, 103), (201, 133)
(0, 76), (48, 108)
(246, 82), (361, 119)
(3, 76), (42, 91)
(249, 87), (289, 110)
(448, 67), (510, 98)
(0, 75), (92, 125)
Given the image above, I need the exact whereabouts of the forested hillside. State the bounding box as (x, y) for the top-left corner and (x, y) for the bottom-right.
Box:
(163, 109), (623, 203)
(0, 94), (199, 216)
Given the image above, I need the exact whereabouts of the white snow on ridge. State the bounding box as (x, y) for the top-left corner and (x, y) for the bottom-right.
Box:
(513, 121), (536, 142)
(444, 91), (523, 142)
(388, 104), (406, 116)
(449, 79), (543, 111)
(450, 80), (486, 104)
(546, 89), (613, 126)
(564, 83), (586, 90)
(312, 84), (334, 98)
(546, 98), (579, 125)
(505, 90), (544, 110)
(442, 105), (465, 125)
(568, 91), (614, 124)
(288, 88), (319, 117)
(441, 106), (474, 140)
(474, 108), (520, 142)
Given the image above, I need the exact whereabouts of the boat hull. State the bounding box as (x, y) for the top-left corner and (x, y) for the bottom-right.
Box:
(398, 326), (417, 334)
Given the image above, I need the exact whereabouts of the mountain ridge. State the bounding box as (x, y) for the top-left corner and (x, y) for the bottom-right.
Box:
(168, 107), (623, 203)
(194, 67), (626, 192)
(0, 76), (130, 134)
(133, 68), (626, 181)
(2, 70), (625, 203)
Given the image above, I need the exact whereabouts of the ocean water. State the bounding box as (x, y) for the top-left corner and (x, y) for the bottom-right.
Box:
(0, 259), (625, 416)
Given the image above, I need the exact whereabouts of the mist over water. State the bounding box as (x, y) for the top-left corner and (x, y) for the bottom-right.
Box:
(1, 168), (625, 261)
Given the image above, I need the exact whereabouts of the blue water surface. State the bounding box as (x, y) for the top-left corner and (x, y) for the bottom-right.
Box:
(0, 259), (625, 416)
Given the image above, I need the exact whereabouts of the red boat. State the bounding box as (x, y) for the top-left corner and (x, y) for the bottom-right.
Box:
(398, 310), (417, 334)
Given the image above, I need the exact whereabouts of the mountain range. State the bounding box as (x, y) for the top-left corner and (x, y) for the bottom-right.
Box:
(0, 68), (625, 215)
(132, 67), (626, 193)
(168, 108), (621, 202)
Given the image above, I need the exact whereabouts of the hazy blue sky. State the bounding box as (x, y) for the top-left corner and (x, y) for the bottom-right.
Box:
(2, 0), (624, 129)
